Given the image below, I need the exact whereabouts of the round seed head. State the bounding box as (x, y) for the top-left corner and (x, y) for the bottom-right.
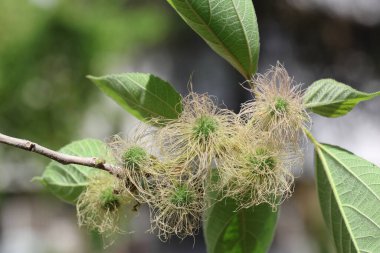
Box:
(76, 174), (131, 236)
(240, 62), (310, 146)
(217, 129), (295, 209)
(156, 92), (239, 179)
(107, 131), (159, 204)
(148, 175), (204, 241)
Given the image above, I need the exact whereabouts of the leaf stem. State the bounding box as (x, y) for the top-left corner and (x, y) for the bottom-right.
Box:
(0, 132), (117, 174)
(303, 128), (320, 147)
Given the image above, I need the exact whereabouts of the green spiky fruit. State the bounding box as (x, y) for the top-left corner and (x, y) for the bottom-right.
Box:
(247, 148), (276, 171)
(99, 187), (121, 211)
(170, 184), (194, 207)
(123, 145), (148, 169)
(274, 97), (289, 113)
(193, 115), (219, 139)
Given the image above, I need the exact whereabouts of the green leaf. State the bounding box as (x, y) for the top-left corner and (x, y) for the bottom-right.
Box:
(88, 73), (182, 124)
(36, 139), (109, 204)
(315, 143), (380, 253)
(304, 79), (380, 117)
(167, 0), (260, 79)
(204, 197), (278, 253)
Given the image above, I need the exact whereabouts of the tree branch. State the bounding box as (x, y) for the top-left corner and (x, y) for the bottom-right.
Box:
(0, 132), (116, 174)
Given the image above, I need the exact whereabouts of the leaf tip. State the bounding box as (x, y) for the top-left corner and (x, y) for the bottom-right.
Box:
(31, 176), (45, 185)
(86, 75), (100, 81)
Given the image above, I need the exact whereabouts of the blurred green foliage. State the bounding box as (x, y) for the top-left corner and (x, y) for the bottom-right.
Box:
(0, 0), (171, 148)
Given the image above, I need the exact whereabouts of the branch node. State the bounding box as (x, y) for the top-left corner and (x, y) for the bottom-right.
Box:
(95, 157), (106, 166)
(26, 141), (36, 151)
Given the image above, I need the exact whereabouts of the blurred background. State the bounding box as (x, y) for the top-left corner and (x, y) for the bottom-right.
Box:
(0, 0), (379, 252)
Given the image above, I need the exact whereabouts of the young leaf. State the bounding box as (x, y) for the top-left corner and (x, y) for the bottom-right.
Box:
(88, 73), (182, 124)
(35, 139), (109, 204)
(315, 143), (380, 253)
(204, 197), (278, 253)
(304, 79), (380, 117)
(167, 0), (260, 79)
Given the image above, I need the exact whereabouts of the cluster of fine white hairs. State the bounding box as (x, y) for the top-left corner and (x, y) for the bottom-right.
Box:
(76, 63), (311, 242)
